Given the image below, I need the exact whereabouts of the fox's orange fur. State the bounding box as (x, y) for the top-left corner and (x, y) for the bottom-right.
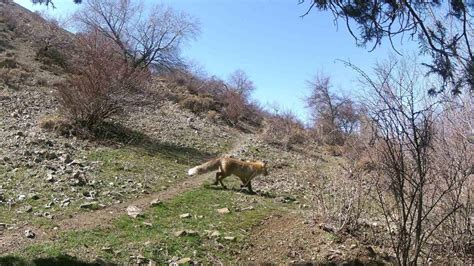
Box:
(188, 157), (268, 192)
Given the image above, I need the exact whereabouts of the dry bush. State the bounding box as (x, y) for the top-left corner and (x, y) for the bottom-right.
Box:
(262, 108), (306, 150)
(163, 67), (264, 127)
(179, 95), (216, 114)
(56, 31), (149, 128)
(427, 94), (473, 260)
(2, 4), (19, 32)
(220, 89), (247, 126)
(0, 67), (29, 89)
(0, 58), (18, 69)
(36, 46), (67, 67)
(38, 115), (73, 135)
(313, 166), (372, 235)
(205, 110), (219, 122)
(5, 7), (74, 68)
(355, 57), (472, 265)
(240, 100), (265, 127)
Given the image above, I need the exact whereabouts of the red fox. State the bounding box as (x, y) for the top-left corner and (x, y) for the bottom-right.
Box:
(187, 157), (268, 192)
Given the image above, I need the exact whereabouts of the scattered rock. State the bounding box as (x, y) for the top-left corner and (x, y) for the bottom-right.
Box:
(62, 154), (73, 164)
(101, 246), (113, 253)
(240, 206), (254, 211)
(210, 230), (220, 238)
(126, 205), (143, 218)
(18, 205), (33, 213)
(186, 230), (198, 236)
(45, 173), (55, 183)
(175, 257), (192, 264)
(223, 236), (236, 241)
(174, 230), (186, 237)
(45, 151), (57, 160)
(28, 193), (39, 200)
(179, 213), (191, 219)
(135, 255), (146, 264)
(319, 223), (336, 233)
(216, 208), (230, 214)
(61, 198), (71, 207)
(80, 202), (98, 210)
(142, 222), (153, 227)
(366, 246), (376, 257)
(150, 198), (162, 206)
(174, 230), (198, 237)
(24, 229), (35, 239)
(280, 196), (297, 203)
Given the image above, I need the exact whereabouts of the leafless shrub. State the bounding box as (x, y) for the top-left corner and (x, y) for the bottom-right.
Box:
(428, 93), (473, 260)
(56, 31), (149, 128)
(352, 57), (472, 265)
(313, 165), (372, 235)
(220, 89), (247, 126)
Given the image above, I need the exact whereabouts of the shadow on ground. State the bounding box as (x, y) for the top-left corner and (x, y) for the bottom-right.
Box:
(0, 255), (113, 266)
(85, 122), (216, 165)
(204, 184), (277, 199)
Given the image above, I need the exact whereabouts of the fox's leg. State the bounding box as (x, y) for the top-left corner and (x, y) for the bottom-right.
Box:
(217, 173), (228, 189)
(247, 181), (253, 193)
(214, 172), (221, 186)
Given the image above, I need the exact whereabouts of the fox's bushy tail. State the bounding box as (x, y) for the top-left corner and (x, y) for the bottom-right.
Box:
(187, 158), (221, 176)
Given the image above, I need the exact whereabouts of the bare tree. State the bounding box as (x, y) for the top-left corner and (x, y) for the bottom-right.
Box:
(74, 0), (199, 71)
(306, 73), (360, 144)
(352, 57), (472, 265)
(227, 69), (255, 99)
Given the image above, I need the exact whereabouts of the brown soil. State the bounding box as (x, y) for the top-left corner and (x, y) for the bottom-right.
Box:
(242, 214), (382, 265)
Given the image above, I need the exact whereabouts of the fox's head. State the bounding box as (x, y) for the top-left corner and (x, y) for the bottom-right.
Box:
(260, 160), (269, 176)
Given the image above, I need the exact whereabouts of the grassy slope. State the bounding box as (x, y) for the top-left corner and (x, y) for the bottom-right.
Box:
(9, 185), (287, 264)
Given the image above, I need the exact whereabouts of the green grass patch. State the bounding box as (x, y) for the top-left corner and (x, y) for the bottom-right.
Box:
(13, 187), (283, 264)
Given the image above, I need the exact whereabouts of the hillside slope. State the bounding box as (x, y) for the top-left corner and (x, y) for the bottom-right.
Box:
(0, 2), (396, 265)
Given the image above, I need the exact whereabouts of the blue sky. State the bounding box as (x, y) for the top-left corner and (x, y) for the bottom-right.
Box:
(14, 0), (416, 122)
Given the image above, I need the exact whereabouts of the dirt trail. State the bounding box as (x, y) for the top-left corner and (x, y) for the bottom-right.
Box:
(0, 134), (252, 254)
